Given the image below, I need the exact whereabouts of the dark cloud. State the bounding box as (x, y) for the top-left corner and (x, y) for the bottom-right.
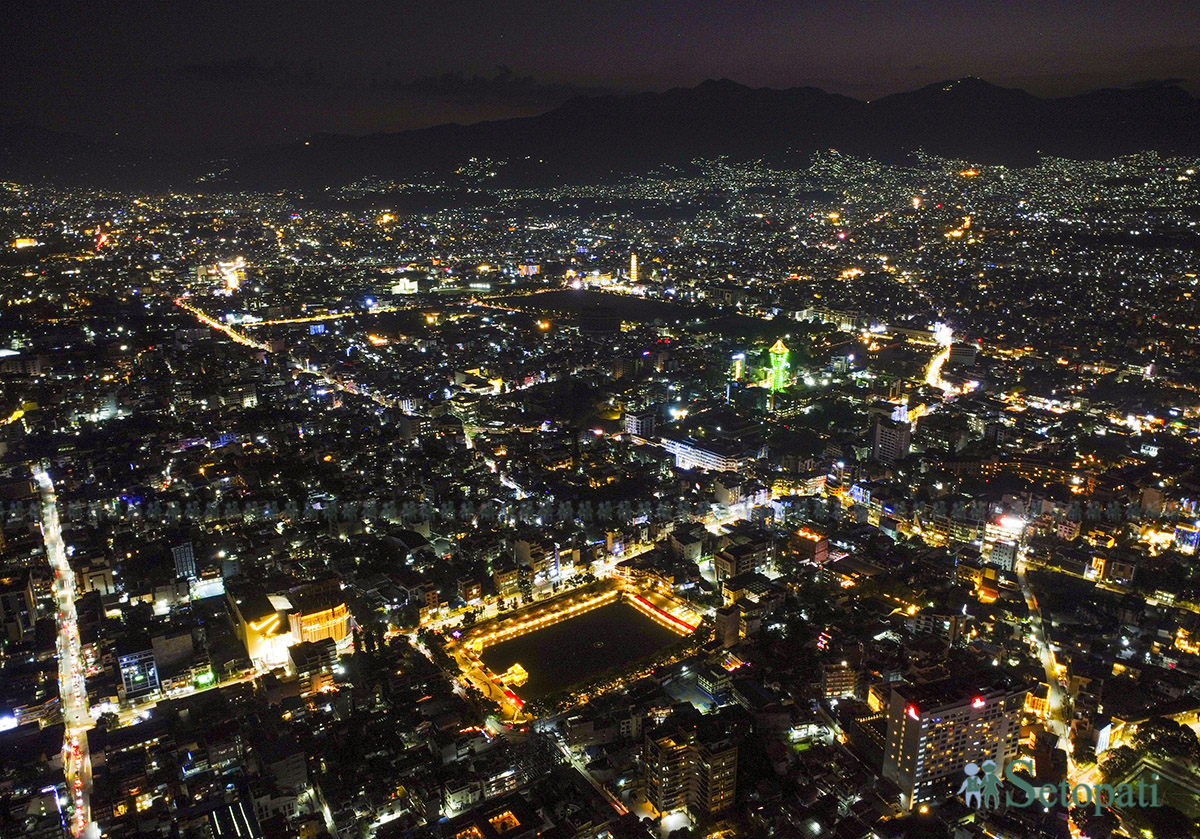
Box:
(173, 58), (328, 86)
(167, 59), (604, 109)
(386, 66), (611, 108)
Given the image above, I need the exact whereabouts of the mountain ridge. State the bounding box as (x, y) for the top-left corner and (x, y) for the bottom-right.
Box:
(2, 78), (1197, 189)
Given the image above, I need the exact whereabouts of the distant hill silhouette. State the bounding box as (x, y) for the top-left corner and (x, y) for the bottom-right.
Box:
(3, 78), (1198, 188)
(0, 125), (199, 189)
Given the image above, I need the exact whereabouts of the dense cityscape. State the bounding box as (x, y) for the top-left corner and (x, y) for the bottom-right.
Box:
(4, 84), (1200, 839)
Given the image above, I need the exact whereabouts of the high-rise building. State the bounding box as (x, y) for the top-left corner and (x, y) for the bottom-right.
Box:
(821, 660), (859, 699)
(644, 721), (738, 817)
(871, 417), (911, 465)
(623, 410), (656, 438)
(882, 677), (1027, 810)
(629, 253), (638, 284)
(172, 541), (197, 580)
(730, 353), (745, 381)
(714, 604), (742, 649)
(986, 539), (1019, 571)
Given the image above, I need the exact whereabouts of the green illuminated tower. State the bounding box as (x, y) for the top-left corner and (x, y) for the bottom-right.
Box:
(768, 339), (789, 412)
(769, 339), (789, 392)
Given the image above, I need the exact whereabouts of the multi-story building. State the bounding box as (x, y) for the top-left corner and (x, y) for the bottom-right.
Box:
(714, 541), (774, 581)
(458, 576), (483, 603)
(288, 588), (350, 645)
(821, 660), (859, 699)
(230, 580), (350, 665)
(790, 527), (829, 565)
(871, 417), (911, 465)
(986, 539), (1018, 571)
(514, 538), (559, 579)
(696, 664), (734, 704)
(660, 435), (759, 472)
(228, 587), (291, 667)
(623, 410), (656, 438)
(1174, 523), (1200, 554)
(172, 541), (197, 580)
(882, 677), (1027, 810)
(118, 647), (160, 701)
(907, 611), (971, 645)
(440, 792), (541, 839)
(915, 412), (970, 453)
(289, 600), (349, 645)
(493, 558), (522, 598)
(714, 605), (741, 649)
(644, 721), (738, 817)
(288, 639), (337, 695)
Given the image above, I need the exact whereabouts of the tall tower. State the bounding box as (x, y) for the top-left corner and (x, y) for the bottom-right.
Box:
(768, 339), (789, 391)
(768, 339), (789, 412)
(629, 253), (638, 284)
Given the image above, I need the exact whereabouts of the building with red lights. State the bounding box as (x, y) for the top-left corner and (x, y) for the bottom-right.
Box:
(882, 677), (1027, 810)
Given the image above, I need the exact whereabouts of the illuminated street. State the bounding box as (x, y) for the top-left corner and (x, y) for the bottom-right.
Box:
(35, 467), (93, 837)
(1017, 559), (1070, 753)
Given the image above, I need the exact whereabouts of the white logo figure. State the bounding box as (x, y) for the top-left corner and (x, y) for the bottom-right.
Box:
(957, 762), (984, 808)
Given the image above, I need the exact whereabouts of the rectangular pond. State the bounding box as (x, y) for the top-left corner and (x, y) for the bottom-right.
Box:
(479, 600), (680, 701)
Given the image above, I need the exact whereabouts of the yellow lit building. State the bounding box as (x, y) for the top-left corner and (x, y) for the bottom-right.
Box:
(1024, 683), (1050, 718)
(1176, 628), (1200, 656)
(497, 663), (529, 687)
(230, 581), (350, 666)
(289, 599), (350, 644)
(228, 590), (293, 667)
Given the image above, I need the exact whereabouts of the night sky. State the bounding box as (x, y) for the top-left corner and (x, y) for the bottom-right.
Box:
(4, 0), (1197, 151)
